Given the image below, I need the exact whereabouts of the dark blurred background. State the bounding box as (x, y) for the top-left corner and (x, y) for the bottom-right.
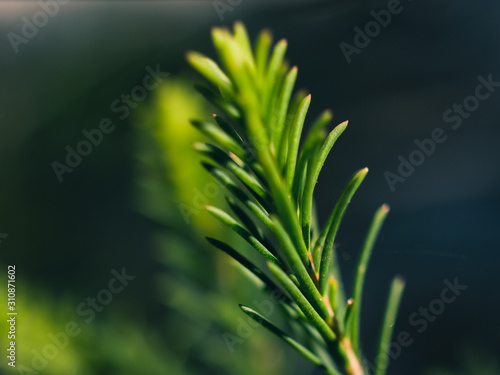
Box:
(1, 1), (499, 374)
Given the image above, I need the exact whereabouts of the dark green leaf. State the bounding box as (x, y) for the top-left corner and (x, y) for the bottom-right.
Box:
(319, 168), (368, 294)
(206, 205), (283, 268)
(375, 277), (405, 375)
(285, 94), (311, 191)
(267, 262), (337, 344)
(349, 204), (390, 354)
(301, 121), (348, 250)
(240, 305), (341, 375)
(194, 84), (241, 120)
(206, 237), (290, 303)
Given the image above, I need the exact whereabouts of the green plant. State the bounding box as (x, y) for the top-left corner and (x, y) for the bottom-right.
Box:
(186, 22), (405, 375)
(133, 78), (293, 375)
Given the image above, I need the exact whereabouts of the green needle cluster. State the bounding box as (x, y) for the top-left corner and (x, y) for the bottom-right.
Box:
(186, 22), (405, 375)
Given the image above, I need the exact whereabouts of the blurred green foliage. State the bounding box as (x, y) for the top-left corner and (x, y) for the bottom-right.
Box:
(132, 76), (300, 375)
(0, 74), (299, 375)
(0, 286), (175, 375)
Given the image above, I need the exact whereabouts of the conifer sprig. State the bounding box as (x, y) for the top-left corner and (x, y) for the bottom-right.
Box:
(186, 22), (405, 375)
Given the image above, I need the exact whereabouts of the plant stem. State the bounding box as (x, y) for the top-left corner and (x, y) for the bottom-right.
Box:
(341, 337), (364, 375)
